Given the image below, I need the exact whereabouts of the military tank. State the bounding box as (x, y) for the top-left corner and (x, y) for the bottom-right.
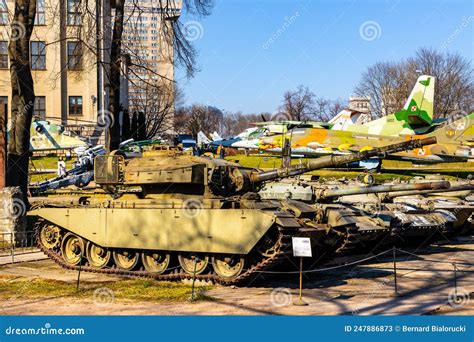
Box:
(29, 137), (435, 284)
(260, 174), (474, 241)
(386, 177), (474, 236)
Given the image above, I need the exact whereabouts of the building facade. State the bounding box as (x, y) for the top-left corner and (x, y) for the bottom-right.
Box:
(348, 95), (371, 114)
(0, 0), (112, 127)
(122, 0), (181, 135)
(0, 0), (178, 140)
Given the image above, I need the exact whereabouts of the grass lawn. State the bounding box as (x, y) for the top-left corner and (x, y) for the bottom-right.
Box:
(30, 173), (55, 183)
(28, 155), (474, 185)
(0, 275), (214, 303)
(29, 156), (76, 184)
(30, 156), (75, 170)
(226, 155), (474, 181)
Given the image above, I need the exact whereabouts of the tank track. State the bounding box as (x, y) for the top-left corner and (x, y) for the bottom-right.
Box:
(35, 218), (295, 285)
(334, 225), (362, 254)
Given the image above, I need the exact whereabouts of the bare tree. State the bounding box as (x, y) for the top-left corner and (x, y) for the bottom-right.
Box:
(220, 112), (263, 137)
(406, 48), (473, 117)
(355, 48), (473, 119)
(278, 85), (316, 121)
(354, 62), (406, 118)
(107, 0), (126, 150)
(131, 78), (177, 139)
(107, 0), (214, 149)
(7, 0), (36, 201)
(176, 104), (222, 137)
(328, 98), (346, 118)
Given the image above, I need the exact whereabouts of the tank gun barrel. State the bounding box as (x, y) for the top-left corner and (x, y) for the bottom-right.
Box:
(317, 180), (450, 199)
(386, 183), (474, 198)
(249, 137), (436, 184)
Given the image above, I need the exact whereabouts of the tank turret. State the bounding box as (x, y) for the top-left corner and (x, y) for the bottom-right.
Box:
(93, 137), (437, 197)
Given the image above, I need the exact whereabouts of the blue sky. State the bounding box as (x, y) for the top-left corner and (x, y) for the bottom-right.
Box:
(176, 0), (473, 114)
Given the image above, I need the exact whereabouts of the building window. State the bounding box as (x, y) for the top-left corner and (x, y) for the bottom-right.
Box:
(34, 96), (46, 118)
(69, 96), (82, 115)
(0, 41), (7, 68)
(35, 0), (45, 25)
(0, 0), (8, 25)
(31, 41), (46, 70)
(67, 0), (81, 25)
(67, 41), (82, 70)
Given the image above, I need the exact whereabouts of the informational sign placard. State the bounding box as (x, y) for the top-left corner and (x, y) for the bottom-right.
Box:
(292, 237), (312, 257)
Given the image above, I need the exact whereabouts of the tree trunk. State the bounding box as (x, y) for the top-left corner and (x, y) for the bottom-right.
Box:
(131, 112), (138, 140)
(7, 0), (36, 203)
(137, 112), (146, 141)
(107, 0), (125, 151)
(122, 109), (131, 140)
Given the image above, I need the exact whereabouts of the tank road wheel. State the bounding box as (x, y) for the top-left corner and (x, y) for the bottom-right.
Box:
(212, 254), (246, 280)
(61, 233), (84, 266)
(141, 251), (170, 274)
(86, 242), (111, 269)
(113, 250), (140, 271)
(178, 253), (209, 275)
(39, 224), (61, 250)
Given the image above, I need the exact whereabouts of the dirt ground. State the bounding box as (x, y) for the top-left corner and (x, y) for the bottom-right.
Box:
(1, 237), (473, 316)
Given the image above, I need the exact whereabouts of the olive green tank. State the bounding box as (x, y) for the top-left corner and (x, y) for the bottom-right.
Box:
(29, 137), (435, 283)
(260, 174), (474, 241)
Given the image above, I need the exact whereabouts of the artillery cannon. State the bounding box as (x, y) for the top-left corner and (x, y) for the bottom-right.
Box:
(30, 145), (106, 195)
(29, 137), (438, 283)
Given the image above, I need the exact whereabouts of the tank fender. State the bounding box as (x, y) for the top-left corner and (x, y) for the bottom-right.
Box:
(274, 211), (302, 228)
(29, 207), (279, 255)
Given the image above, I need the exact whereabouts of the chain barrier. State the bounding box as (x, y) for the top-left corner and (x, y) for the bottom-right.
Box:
(256, 249), (393, 274)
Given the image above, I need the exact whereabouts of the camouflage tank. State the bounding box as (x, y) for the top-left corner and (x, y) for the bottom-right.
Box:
(385, 176), (474, 236)
(260, 174), (474, 241)
(28, 138), (435, 283)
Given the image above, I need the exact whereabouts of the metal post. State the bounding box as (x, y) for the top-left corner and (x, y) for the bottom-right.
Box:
(392, 246), (398, 297)
(0, 102), (6, 188)
(299, 257), (303, 300)
(453, 262), (458, 299)
(191, 256), (198, 301)
(293, 257), (308, 306)
(76, 248), (84, 291)
(10, 233), (14, 264)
